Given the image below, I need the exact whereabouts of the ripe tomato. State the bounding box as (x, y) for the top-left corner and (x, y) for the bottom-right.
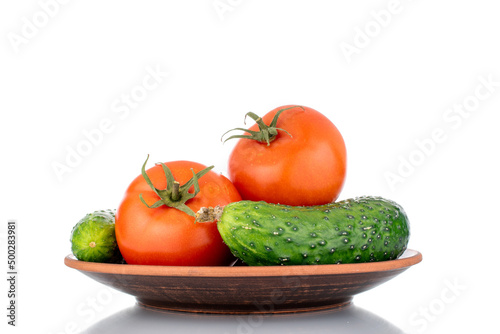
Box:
(226, 105), (346, 206)
(115, 159), (241, 266)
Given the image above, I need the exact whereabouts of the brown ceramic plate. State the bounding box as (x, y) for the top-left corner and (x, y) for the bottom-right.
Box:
(64, 249), (421, 314)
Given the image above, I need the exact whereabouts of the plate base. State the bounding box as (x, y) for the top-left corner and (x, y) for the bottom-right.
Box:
(136, 297), (353, 314)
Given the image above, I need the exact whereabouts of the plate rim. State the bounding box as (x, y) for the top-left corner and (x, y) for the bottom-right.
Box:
(64, 249), (422, 277)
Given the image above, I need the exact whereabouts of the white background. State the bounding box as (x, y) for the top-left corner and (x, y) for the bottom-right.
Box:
(1, 0), (499, 333)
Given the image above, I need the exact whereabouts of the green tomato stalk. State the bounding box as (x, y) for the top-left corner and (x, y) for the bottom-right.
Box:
(221, 105), (304, 146)
(139, 155), (214, 218)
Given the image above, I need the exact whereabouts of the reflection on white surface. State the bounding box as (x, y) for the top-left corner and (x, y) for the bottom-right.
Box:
(82, 303), (405, 334)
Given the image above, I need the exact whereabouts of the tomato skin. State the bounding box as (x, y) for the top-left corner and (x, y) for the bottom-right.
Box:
(228, 105), (346, 206)
(115, 161), (241, 266)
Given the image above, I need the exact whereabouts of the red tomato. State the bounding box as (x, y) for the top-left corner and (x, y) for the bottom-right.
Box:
(115, 160), (241, 266)
(227, 105), (346, 206)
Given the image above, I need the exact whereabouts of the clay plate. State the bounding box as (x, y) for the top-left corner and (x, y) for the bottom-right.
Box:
(64, 249), (421, 314)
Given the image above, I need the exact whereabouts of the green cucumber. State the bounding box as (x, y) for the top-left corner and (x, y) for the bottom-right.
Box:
(70, 209), (123, 263)
(216, 196), (410, 266)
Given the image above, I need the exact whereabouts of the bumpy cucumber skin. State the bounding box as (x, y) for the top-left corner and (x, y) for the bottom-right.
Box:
(70, 210), (123, 263)
(217, 197), (410, 266)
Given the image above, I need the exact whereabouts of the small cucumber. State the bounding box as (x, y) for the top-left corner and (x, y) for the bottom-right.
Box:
(70, 209), (123, 263)
(216, 197), (410, 265)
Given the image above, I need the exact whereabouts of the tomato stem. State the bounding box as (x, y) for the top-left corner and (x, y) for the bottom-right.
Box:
(139, 155), (214, 217)
(171, 181), (181, 201)
(221, 105), (304, 146)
